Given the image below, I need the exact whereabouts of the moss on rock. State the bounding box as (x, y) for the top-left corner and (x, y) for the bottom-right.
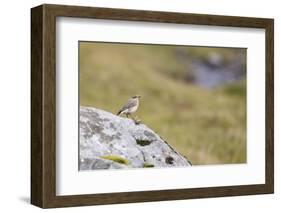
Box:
(143, 163), (154, 168)
(136, 139), (152, 146)
(101, 155), (129, 165)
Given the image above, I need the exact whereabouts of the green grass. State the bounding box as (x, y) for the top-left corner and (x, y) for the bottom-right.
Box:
(221, 79), (246, 97)
(80, 42), (246, 165)
(101, 155), (129, 165)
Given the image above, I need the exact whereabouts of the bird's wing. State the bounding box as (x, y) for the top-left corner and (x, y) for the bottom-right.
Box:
(120, 98), (136, 111)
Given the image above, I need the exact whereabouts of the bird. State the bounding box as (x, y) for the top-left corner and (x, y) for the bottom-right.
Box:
(117, 95), (141, 122)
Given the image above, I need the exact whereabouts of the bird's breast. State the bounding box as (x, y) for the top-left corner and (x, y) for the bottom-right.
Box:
(128, 100), (139, 113)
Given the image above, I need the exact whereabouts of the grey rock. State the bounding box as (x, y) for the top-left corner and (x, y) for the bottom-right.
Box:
(79, 106), (191, 170)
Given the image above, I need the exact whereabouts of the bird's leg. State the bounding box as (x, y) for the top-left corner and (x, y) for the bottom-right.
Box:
(128, 113), (133, 120)
(131, 114), (141, 125)
(126, 113), (129, 118)
(127, 113), (134, 120)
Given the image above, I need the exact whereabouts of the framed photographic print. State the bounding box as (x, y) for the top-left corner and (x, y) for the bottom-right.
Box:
(31, 4), (274, 208)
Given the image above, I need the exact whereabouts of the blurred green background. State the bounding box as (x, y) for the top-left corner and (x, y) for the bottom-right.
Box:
(79, 42), (246, 165)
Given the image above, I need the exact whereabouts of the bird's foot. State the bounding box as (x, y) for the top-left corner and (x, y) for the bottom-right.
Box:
(134, 119), (141, 125)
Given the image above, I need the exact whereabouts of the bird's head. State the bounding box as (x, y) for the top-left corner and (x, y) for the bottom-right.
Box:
(132, 95), (141, 99)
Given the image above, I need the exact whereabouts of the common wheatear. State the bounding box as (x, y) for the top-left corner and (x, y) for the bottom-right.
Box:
(117, 95), (141, 122)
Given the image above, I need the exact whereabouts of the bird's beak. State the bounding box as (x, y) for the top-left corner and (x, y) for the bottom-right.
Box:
(138, 96), (141, 98)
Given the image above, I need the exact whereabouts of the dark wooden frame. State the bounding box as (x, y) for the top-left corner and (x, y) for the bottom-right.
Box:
(31, 4), (274, 208)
